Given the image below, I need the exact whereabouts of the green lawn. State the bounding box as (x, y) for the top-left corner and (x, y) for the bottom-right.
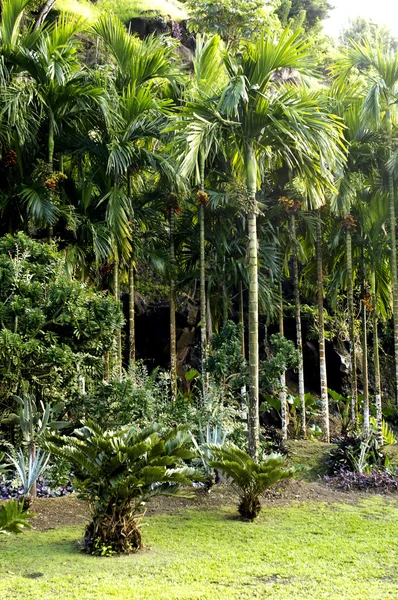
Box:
(1, 498), (398, 599)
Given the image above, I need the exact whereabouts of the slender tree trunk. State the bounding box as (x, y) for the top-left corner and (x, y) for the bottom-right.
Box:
(128, 175), (135, 363)
(371, 271), (383, 445)
(169, 209), (177, 401)
(199, 205), (207, 398)
(239, 280), (247, 412)
(246, 143), (259, 460)
(239, 281), (245, 359)
(316, 212), (329, 442)
(346, 230), (358, 424)
(279, 281), (288, 440)
(290, 212), (306, 437)
(128, 259), (135, 362)
(362, 283), (370, 439)
(48, 117), (54, 241)
(33, 0), (56, 30)
(114, 257), (122, 379)
(222, 259), (228, 326)
(198, 150), (208, 401)
(206, 291), (213, 343)
(48, 116), (54, 169)
(387, 110), (398, 404)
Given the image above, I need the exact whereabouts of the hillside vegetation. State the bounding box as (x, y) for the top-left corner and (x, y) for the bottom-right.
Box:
(55, 0), (187, 23)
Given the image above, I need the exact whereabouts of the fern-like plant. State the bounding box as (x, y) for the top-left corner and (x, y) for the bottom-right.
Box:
(208, 445), (296, 520)
(45, 420), (202, 555)
(0, 500), (35, 535)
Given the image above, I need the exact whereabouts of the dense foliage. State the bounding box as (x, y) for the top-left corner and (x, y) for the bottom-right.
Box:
(0, 234), (123, 408)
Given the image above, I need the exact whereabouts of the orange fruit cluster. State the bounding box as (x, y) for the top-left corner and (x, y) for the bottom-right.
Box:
(4, 150), (17, 168)
(44, 171), (67, 191)
(279, 196), (302, 213)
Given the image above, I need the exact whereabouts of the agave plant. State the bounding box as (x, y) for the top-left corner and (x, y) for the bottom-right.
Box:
(191, 423), (227, 491)
(7, 448), (50, 507)
(2, 395), (68, 499)
(208, 445), (296, 520)
(0, 500), (35, 535)
(45, 420), (202, 555)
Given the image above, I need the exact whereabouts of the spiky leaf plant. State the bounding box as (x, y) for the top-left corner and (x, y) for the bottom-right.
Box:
(45, 421), (201, 555)
(208, 445), (296, 520)
(0, 500), (34, 535)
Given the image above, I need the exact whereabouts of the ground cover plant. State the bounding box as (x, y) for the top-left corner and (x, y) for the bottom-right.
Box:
(1, 497), (398, 599)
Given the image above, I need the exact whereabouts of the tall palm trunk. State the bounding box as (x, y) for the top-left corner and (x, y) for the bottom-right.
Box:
(198, 153), (207, 400)
(362, 282), (370, 439)
(239, 281), (245, 359)
(222, 255), (228, 326)
(290, 212), (306, 437)
(114, 257), (122, 379)
(128, 259), (135, 362)
(279, 281), (288, 440)
(239, 280), (247, 408)
(372, 283), (383, 446)
(246, 143), (259, 460)
(169, 209), (177, 401)
(127, 176), (135, 363)
(48, 116), (54, 240)
(206, 291), (213, 342)
(387, 110), (398, 403)
(346, 229), (358, 424)
(316, 212), (329, 442)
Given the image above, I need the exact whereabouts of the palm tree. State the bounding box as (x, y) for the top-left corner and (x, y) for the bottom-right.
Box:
(289, 207), (306, 436)
(334, 40), (398, 403)
(5, 15), (106, 237)
(330, 86), (377, 424)
(315, 210), (330, 441)
(216, 29), (344, 456)
(177, 34), (227, 399)
(92, 14), (179, 373)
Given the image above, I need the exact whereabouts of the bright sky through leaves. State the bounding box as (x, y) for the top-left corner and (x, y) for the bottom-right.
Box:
(323, 0), (398, 38)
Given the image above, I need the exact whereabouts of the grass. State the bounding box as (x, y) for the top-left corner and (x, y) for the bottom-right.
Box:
(287, 439), (335, 480)
(55, 0), (187, 23)
(1, 497), (398, 599)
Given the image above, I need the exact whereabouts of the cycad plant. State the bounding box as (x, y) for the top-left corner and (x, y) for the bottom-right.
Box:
(0, 500), (34, 535)
(45, 421), (202, 555)
(208, 445), (296, 520)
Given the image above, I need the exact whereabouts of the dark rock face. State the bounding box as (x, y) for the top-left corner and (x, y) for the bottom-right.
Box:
(127, 17), (195, 62)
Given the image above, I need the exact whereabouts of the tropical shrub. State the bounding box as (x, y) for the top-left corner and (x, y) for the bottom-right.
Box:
(206, 321), (247, 393)
(326, 434), (388, 475)
(0, 500), (34, 535)
(208, 445), (296, 520)
(45, 421), (202, 555)
(328, 389), (354, 435)
(260, 333), (299, 393)
(0, 233), (123, 407)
